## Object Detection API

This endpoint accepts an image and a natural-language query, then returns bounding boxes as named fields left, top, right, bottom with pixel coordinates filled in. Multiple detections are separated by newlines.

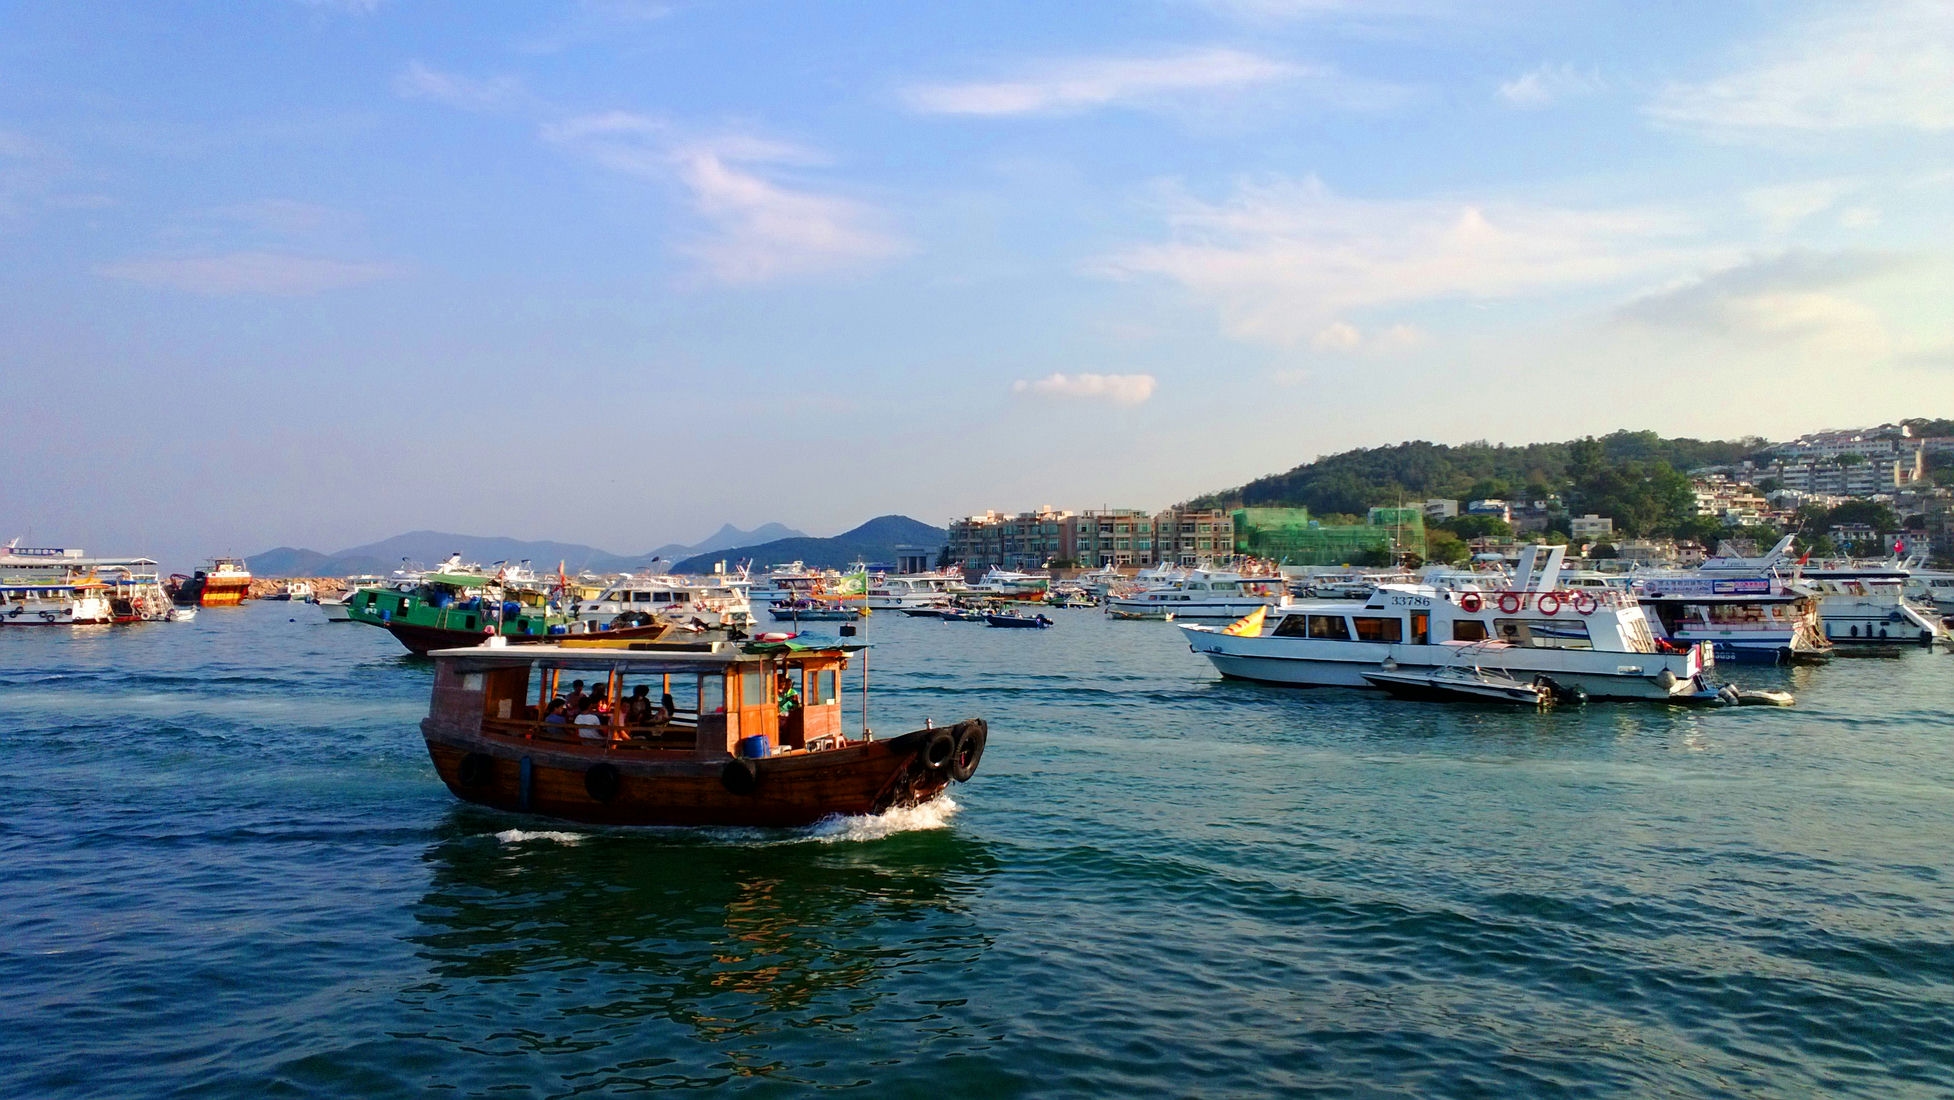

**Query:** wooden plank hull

left=419, top=719, right=978, bottom=828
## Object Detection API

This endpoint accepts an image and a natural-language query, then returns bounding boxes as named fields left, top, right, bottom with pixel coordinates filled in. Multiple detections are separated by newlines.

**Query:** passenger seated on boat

left=543, top=698, right=569, bottom=725
left=564, top=680, right=588, bottom=713
left=623, top=685, right=654, bottom=725
left=573, top=702, right=605, bottom=739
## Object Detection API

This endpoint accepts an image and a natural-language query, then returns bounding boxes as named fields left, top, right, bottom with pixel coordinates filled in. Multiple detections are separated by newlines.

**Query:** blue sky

left=3, top=1, right=1950, bottom=565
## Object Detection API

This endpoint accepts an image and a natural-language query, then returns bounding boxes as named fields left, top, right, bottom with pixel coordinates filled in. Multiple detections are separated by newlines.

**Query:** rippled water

left=4, top=603, right=1953, bottom=1097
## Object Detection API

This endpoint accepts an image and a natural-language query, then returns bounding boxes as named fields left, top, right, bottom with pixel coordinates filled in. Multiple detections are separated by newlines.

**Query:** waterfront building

left=1066, top=509, right=1155, bottom=567
left=1153, top=508, right=1234, bottom=566
left=1569, top=514, right=1615, bottom=541
left=947, top=508, right=1073, bottom=570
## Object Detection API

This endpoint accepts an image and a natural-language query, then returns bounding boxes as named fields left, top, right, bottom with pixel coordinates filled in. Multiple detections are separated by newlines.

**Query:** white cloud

left=1742, top=179, right=1856, bottom=234
left=1616, top=250, right=1910, bottom=358
left=904, top=49, right=1313, bottom=116
left=1011, top=373, right=1158, bottom=406
left=1311, top=321, right=1361, bottom=350
left=1497, top=63, right=1602, bottom=108
left=1100, top=175, right=1702, bottom=346
left=544, top=114, right=903, bottom=283
left=98, top=252, right=401, bottom=295
left=1647, top=1, right=1954, bottom=138
left=394, top=62, right=522, bottom=111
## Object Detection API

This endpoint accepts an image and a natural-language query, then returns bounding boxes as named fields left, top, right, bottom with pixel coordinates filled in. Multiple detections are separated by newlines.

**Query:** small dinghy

left=984, top=612, right=1053, bottom=629
left=1362, top=665, right=1555, bottom=707
left=900, top=607, right=950, bottom=619
left=940, top=608, right=988, bottom=622
left=166, top=606, right=198, bottom=623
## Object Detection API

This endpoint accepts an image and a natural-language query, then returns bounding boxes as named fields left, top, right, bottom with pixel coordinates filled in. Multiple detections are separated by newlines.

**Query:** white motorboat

left=865, top=572, right=961, bottom=610
left=1181, top=545, right=1708, bottom=701
left=1104, top=569, right=1282, bottom=621
left=1361, top=660, right=1557, bottom=706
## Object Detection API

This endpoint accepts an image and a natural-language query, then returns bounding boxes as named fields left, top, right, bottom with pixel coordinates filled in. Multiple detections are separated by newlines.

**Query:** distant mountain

left=245, top=547, right=332, bottom=577
left=247, top=522, right=808, bottom=577
left=642, top=522, right=804, bottom=565
left=670, top=515, right=947, bottom=574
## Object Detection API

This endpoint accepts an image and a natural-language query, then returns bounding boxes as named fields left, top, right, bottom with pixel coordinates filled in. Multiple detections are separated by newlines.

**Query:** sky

left=2, top=0, right=1951, bottom=566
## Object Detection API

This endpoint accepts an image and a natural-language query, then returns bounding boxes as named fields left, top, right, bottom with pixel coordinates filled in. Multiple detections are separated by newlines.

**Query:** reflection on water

left=401, top=808, right=1000, bottom=1090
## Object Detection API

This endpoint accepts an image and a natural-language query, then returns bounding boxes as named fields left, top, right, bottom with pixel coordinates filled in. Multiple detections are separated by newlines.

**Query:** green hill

left=1190, top=431, right=1766, bottom=517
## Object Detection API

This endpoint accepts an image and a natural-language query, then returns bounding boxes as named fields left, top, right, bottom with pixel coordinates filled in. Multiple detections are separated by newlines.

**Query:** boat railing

left=1451, top=588, right=1638, bottom=610
left=481, top=712, right=703, bottom=751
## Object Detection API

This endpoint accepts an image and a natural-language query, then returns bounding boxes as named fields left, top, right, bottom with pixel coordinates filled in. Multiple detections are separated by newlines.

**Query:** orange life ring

left=1459, top=592, right=1483, bottom=613
left=1537, top=593, right=1562, bottom=616
left=1573, top=593, right=1598, bottom=616
left=1497, top=592, right=1523, bottom=614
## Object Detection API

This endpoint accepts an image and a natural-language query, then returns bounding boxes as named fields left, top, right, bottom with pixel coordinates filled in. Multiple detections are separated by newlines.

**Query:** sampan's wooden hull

left=419, top=720, right=980, bottom=828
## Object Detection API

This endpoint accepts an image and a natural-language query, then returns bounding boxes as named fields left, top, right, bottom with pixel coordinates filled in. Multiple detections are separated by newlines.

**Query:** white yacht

left=570, top=575, right=753, bottom=631
left=1904, top=569, right=1954, bottom=617
left=1181, top=545, right=1709, bottom=701
left=1797, top=558, right=1945, bottom=645
left=316, top=574, right=387, bottom=622
left=865, top=572, right=960, bottom=610
left=966, top=567, right=1049, bottom=599
left=1104, top=569, right=1283, bottom=621
left=1632, top=537, right=1829, bottom=664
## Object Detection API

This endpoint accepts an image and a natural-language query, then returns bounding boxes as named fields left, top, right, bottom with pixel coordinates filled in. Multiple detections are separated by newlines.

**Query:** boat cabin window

left=1273, top=614, right=1310, bottom=638
left=1307, top=615, right=1351, bottom=640
left=701, top=674, right=725, bottom=713
left=1410, top=612, right=1430, bottom=645
left=1493, top=618, right=1593, bottom=650
left=814, top=668, right=838, bottom=705
left=1351, top=616, right=1402, bottom=643
left=1453, top=620, right=1490, bottom=642
left=740, top=669, right=765, bottom=709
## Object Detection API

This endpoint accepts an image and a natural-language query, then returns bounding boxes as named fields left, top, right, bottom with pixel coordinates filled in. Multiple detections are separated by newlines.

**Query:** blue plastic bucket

left=735, top=735, right=772, bottom=759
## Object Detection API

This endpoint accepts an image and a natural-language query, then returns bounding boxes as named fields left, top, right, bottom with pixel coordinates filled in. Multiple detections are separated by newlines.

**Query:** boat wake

left=493, top=828, right=585, bottom=846
left=802, top=795, right=960, bottom=844
left=483, top=796, right=961, bottom=848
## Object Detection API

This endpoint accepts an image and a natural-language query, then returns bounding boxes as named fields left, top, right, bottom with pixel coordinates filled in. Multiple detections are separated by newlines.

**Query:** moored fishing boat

left=1181, top=545, right=1711, bottom=702
left=0, top=578, right=114, bottom=625
left=169, top=557, right=253, bottom=607
left=345, top=572, right=570, bottom=655
left=415, top=636, right=987, bottom=827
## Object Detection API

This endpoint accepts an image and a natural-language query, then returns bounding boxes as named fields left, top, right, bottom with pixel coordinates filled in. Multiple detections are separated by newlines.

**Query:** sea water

left=3, top=603, right=1952, bottom=1097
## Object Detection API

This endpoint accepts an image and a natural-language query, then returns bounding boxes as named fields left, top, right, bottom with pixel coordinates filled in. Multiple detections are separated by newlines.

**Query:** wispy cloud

left=544, top=113, right=904, bottom=283
left=904, top=49, right=1314, bottom=116
left=1012, top=372, right=1157, bottom=406
left=98, top=252, right=402, bottom=295
left=394, top=61, right=523, bottom=111
left=1647, top=1, right=1954, bottom=139
left=1100, top=175, right=1701, bottom=346
left=1741, top=179, right=1858, bottom=234
left=1617, top=250, right=1911, bottom=357
left=1497, top=63, right=1602, bottom=108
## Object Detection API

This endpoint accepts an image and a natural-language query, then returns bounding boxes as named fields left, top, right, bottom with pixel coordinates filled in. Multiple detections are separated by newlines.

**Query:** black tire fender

left=921, top=729, right=956, bottom=772
left=584, top=762, right=621, bottom=803
left=721, top=757, right=759, bottom=795
left=949, top=721, right=986, bottom=783
left=457, top=752, right=494, bottom=788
